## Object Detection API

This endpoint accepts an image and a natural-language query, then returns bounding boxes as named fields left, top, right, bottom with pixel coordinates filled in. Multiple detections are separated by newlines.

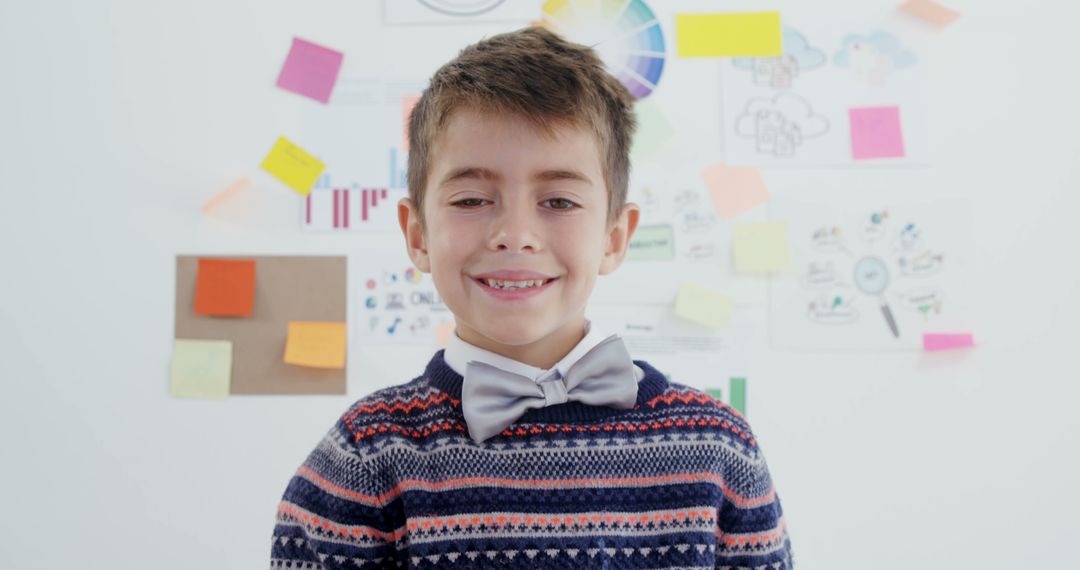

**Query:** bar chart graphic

left=302, top=174, right=404, bottom=231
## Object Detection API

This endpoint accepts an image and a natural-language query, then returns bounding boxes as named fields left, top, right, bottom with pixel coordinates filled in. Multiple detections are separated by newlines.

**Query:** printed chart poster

left=721, top=21, right=928, bottom=167
left=299, top=80, right=423, bottom=232
left=591, top=168, right=764, bottom=306
left=384, top=0, right=539, bottom=24
left=769, top=197, right=973, bottom=350
left=355, top=249, right=455, bottom=345
left=587, top=303, right=750, bottom=406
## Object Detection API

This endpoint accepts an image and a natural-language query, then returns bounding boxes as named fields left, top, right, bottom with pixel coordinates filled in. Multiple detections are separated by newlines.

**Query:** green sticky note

left=706, top=388, right=723, bottom=401
left=675, top=12, right=783, bottom=57
left=729, top=377, right=746, bottom=415
left=170, top=339, right=233, bottom=399
left=628, top=224, right=676, bottom=261
left=732, top=222, right=792, bottom=274
left=674, top=282, right=734, bottom=329
left=631, top=100, right=676, bottom=162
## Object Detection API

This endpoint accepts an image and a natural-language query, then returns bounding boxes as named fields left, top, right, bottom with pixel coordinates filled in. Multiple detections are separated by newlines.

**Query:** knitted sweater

left=271, top=350, right=792, bottom=569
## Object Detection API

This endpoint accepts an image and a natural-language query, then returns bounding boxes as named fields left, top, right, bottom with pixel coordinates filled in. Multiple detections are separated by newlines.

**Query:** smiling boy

left=271, top=27, right=792, bottom=569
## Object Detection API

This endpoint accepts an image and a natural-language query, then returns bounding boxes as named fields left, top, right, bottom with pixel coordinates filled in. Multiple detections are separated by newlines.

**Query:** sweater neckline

left=424, top=349, right=669, bottom=424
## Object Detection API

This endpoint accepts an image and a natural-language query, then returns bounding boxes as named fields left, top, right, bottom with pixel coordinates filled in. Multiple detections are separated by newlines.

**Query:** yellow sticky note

left=170, top=339, right=232, bottom=399
left=284, top=321, right=347, bottom=369
left=675, top=282, right=734, bottom=329
left=260, top=136, right=325, bottom=196
left=676, top=12, right=783, bottom=57
left=732, top=222, right=792, bottom=273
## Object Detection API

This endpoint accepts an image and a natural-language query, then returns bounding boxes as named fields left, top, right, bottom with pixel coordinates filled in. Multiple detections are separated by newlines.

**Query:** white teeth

left=483, top=278, right=548, bottom=290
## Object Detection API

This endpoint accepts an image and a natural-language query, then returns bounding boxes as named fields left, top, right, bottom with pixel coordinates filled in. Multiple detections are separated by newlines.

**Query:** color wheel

left=540, top=0, right=666, bottom=98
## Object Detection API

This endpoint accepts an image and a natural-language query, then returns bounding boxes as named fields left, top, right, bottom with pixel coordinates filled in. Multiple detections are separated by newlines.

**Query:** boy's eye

left=543, top=198, right=579, bottom=210
left=451, top=198, right=489, bottom=208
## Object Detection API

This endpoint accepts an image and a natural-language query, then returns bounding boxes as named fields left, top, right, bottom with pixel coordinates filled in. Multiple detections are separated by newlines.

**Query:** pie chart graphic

left=417, top=0, right=509, bottom=17
left=540, top=0, right=666, bottom=98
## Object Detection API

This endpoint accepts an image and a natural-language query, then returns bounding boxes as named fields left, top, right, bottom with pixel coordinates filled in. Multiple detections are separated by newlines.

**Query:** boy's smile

left=399, top=108, right=639, bottom=369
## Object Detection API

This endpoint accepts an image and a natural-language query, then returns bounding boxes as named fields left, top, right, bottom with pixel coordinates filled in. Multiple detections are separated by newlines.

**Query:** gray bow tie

left=460, top=335, right=638, bottom=444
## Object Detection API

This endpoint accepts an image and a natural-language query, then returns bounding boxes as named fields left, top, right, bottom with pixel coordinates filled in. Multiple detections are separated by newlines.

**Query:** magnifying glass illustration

left=853, top=256, right=899, bottom=338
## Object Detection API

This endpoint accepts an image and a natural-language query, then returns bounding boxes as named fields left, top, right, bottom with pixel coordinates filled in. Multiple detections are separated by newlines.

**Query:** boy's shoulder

left=333, top=374, right=461, bottom=446
left=646, top=374, right=759, bottom=449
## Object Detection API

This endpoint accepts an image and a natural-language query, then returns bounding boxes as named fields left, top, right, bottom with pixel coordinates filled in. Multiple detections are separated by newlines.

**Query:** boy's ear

left=398, top=198, right=431, bottom=273
left=599, top=202, right=641, bottom=275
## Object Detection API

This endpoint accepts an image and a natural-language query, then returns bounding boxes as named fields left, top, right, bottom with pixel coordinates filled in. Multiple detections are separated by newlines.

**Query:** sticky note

left=201, top=177, right=249, bottom=214
left=435, top=321, right=455, bottom=348
left=675, top=13, right=783, bottom=57
left=194, top=258, right=256, bottom=317
left=729, top=377, right=746, bottom=415
left=732, top=222, right=792, bottom=273
left=849, top=106, right=906, bottom=160
left=703, top=162, right=769, bottom=220
left=675, top=282, right=734, bottom=329
left=170, top=339, right=232, bottom=399
left=899, top=0, right=961, bottom=27
left=630, top=100, right=676, bottom=162
left=275, top=37, right=344, bottom=104
left=628, top=224, right=676, bottom=261
left=706, top=388, right=723, bottom=401
left=260, top=136, right=326, bottom=196
left=403, top=95, right=421, bottom=151
left=923, top=333, right=974, bottom=351
left=284, top=321, right=347, bottom=369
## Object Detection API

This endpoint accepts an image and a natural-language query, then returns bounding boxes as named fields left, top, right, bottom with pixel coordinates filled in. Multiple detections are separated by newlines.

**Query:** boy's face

left=398, top=108, right=639, bottom=368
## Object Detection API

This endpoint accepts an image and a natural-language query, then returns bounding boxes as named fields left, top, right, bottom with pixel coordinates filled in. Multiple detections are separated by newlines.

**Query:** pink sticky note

left=923, top=333, right=974, bottom=351
left=702, top=162, right=769, bottom=220
left=899, top=0, right=961, bottom=27
left=849, top=106, right=906, bottom=160
left=275, top=37, right=344, bottom=104
left=402, top=95, right=421, bottom=152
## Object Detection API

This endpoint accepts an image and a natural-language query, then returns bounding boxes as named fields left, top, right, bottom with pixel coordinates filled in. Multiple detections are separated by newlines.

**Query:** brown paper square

left=174, top=255, right=347, bottom=395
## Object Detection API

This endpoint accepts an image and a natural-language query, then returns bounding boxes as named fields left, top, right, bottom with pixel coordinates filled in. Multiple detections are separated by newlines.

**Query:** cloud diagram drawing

left=833, top=31, right=917, bottom=86
left=735, top=92, right=830, bottom=157
left=733, top=29, right=826, bottom=88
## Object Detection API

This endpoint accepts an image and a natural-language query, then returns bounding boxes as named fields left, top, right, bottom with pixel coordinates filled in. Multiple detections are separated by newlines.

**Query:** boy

left=271, top=27, right=791, bottom=569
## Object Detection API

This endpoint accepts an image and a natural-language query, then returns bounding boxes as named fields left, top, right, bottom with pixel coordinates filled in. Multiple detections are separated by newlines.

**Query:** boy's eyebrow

left=439, top=167, right=593, bottom=186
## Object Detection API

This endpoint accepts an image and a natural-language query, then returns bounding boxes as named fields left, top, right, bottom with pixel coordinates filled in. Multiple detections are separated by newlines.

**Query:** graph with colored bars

left=302, top=173, right=404, bottom=231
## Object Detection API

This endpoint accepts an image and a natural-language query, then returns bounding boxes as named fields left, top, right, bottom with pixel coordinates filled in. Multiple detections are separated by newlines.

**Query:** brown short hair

left=406, top=26, right=637, bottom=226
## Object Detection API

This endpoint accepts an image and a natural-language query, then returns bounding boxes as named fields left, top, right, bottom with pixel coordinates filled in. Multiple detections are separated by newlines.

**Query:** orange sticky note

left=201, top=177, right=249, bottom=214
left=899, top=0, right=961, bottom=27
left=402, top=95, right=421, bottom=151
left=284, top=321, right=347, bottom=368
left=435, top=321, right=455, bottom=348
left=194, top=258, right=256, bottom=317
left=703, top=162, right=769, bottom=220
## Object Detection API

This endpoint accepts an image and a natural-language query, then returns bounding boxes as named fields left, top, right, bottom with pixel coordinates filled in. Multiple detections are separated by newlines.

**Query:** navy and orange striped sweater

left=271, top=350, right=792, bottom=569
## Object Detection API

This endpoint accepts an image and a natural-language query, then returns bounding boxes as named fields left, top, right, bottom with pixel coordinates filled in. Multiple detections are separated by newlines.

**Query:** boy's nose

left=488, top=205, right=541, bottom=253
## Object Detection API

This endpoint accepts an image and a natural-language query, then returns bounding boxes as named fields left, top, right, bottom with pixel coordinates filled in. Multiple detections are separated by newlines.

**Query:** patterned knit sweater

left=271, top=350, right=792, bottom=569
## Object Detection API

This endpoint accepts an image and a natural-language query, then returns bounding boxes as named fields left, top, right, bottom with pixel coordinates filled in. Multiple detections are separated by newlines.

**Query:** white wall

left=1, top=0, right=1077, bottom=568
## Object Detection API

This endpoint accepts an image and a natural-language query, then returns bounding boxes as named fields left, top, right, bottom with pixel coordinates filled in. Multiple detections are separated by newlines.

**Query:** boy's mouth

left=470, top=272, right=559, bottom=299
left=476, top=277, right=557, bottom=290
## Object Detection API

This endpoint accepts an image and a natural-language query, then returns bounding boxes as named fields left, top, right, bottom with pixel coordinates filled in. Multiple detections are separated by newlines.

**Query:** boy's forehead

left=430, top=108, right=604, bottom=181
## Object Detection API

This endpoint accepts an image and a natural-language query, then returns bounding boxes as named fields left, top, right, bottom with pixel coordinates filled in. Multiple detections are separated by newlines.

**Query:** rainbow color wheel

left=541, top=0, right=666, bottom=99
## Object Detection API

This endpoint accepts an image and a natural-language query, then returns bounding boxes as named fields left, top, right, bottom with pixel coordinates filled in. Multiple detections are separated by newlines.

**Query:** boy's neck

left=454, top=317, right=588, bottom=370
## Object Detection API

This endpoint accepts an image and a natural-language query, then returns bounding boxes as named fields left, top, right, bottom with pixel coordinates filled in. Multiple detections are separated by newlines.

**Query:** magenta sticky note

left=849, top=106, right=906, bottom=160
left=923, top=333, right=974, bottom=351
left=275, top=37, right=344, bottom=104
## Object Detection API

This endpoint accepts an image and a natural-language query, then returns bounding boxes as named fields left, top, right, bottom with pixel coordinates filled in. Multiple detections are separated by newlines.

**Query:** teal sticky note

left=729, top=377, right=746, bottom=415
left=628, top=224, right=675, bottom=261
left=706, top=388, right=723, bottom=401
